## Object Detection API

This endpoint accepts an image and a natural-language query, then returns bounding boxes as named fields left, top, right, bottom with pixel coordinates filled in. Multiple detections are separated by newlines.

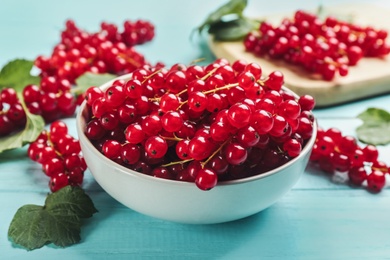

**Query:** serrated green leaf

left=209, top=17, right=256, bottom=41
left=0, top=102, right=45, bottom=153
left=45, top=186, right=98, bottom=219
left=8, top=205, right=49, bottom=250
left=0, top=59, right=40, bottom=92
left=195, top=0, right=248, bottom=34
left=74, top=72, right=117, bottom=95
left=44, top=212, right=81, bottom=247
left=356, top=108, right=390, bottom=145
left=8, top=186, right=97, bottom=250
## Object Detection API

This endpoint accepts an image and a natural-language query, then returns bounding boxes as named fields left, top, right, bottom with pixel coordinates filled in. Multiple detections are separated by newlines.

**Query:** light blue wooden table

left=1, top=0, right=389, bottom=259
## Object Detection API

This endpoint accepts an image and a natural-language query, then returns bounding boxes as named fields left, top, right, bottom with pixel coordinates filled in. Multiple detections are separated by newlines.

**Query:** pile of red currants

left=0, top=19, right=157, bottom=136
left=83, top=59, right=316, bottom=190
left=244, top=10, right=390, bottom=80
left=310, top=127, right=389, bottom=192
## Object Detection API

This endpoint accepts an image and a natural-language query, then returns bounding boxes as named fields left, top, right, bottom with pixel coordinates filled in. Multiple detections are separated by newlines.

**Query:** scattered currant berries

left=27, top=120, right=87, bottom=192
left=244, top=10, right=390, bottom=80
left=310, top=127, right=389, bottom=192
left=84, top=60, right=316, bottom=190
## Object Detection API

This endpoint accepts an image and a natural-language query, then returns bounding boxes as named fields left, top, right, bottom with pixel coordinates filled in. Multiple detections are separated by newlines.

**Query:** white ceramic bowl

left=76, top=74, right=317, bottom=224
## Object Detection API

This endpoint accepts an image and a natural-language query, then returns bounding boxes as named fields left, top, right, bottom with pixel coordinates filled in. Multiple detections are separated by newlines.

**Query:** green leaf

left=8, top=205, right=50, bottom=250
left=8, top=186, right=97, bottom=250
left=195, top=0, right=248, bottom=34
left=356, top=108, right=390, bottom=145
left=0, top=59, right=40, bottom=92
left=208, top=17, right=257, bottom=41
left=45, top=185, right=98, bottom=218
left=0, top=100, right=45, bottom=153
left=74, top=72, right=117, bottom=95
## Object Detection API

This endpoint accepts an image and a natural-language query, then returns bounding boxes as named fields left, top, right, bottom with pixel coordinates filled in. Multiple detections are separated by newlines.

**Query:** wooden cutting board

left=208, top=4, right=390, bottom=107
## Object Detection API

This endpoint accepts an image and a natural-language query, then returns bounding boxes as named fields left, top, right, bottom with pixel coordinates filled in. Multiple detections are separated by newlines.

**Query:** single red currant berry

left=28, top=142, right=46, bottom=161
left=50, top=120, right=68, bottom=143
left=85, top=87, right=104, bottom=106
left=123, top=79, right=141, bottom=99
left=144, top=136, right=168, bottom=159
left=85, top=119, right=106, bottom=140
left=269, top=115, right=288, bottom=137
left=236, top=125, right=259, bottom=148
left=105, top=85, right=126, bottom=107
left=227, top=103, right=251, bottom=129
left=68, top=167, right=84, bottom=186
left=237, top=71, right=256, bottom=90
left=264, top=71, right=284, bottom=91
left=188, top=136, right=214, bottom=161
left=251, top=109, right=274, bottom=134
left=188, top=91, right=208, bottom=113
left=42, top=157, right=65, bottom=177
left=349, top=148, right=365, bottom=167
left=348, top=166, right=367, bottom=186
left=283, top=138, right=302, bottom=157
left=298, top=94, right=315, bottom=111
left=37, top=146, right=58, bottom=164
left=159, top=93, right=180, bottom=112
left=161, top=111, right=183, bottom=132
left=207, top=155, right=229, bottom=175
left=23, top=84, right=41, bottom=103
left=195, top=168, right=218, bottom=191
left=102, top=139, right=121, bottom=159
left=125, top=123, right=145, bottom=144
left=141, top=114, right=162, bottom=136
left=330, top=152, right=351, bottom=172
left=278, top=100, right=301, bottom=119
left=120, top=143, right=141, bottom=164
left=63, top=153, right=83, bottom=170
left=224, top=142, right=248, bottom=165
left=49, top=172, right=69, bottom=192
left=244, top=62, right=262, bottom=79
left=210, top=121, right=231, bottom=142
left=175, top=139, right=190, bottom=160
left=99, top=111, right=120, bottom=130
left=362, top=145, right=379, bottom=163
left=1, top=88, right=18, bottom=104
left=316, top=135, right=336, bottom=156
left=366, top=170, right=386, bottom=192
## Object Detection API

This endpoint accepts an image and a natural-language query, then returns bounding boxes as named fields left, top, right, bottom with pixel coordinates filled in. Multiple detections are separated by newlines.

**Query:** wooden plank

left=208, top=4, right=390, bottom=107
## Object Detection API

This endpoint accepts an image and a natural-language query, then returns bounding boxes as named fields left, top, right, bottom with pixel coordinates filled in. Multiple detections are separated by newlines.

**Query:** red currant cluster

left=244, top=10, right=390, bottom=80
left=35, top=19, right=155, bottom=84
left=83, top=59, right=315, bottom=190
left=27, top=121, right=87, bottom=192
left=0, top=88, right=27, bottom=136
left=310, top=127, right=389, bottom=192
left=0, top=19, right=157, bottom=136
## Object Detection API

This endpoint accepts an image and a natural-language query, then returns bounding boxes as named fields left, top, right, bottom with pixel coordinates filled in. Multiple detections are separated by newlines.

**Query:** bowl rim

left=76, top=73, right=317, bottom=187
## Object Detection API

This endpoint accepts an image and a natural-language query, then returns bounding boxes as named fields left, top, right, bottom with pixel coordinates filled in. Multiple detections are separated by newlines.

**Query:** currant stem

left=161, top=158, right=194, bottom=168
left=141, top=68, right=162, bottom=84
left=201, top=139, right=230, bottom=168
left=200, top=66, right=219, bottom=81
left=159, top=134, right=184, bottom=142
left=202, top=83, right=239, bottom=95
